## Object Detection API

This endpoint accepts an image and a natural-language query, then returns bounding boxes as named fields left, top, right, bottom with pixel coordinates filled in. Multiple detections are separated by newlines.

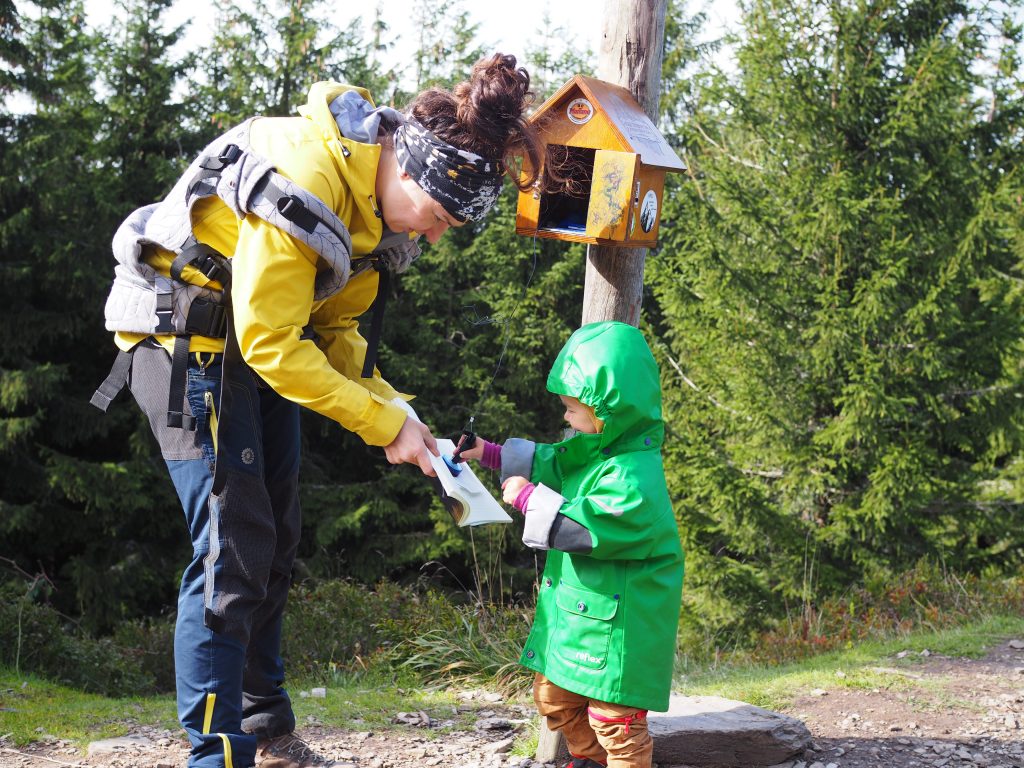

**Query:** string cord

left=459, top=233, right=541, bottom=431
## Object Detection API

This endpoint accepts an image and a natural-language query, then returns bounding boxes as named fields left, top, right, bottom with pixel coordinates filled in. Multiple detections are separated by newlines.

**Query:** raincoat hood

left=546, top=321, right=663, bottom=452
left=299, top=82, right=379, bottom=141
left=290, top=82, right=388, bottom=256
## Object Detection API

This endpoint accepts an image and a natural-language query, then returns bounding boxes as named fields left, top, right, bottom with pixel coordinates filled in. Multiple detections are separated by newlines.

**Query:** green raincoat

left=501, top=321, right=684, bottom=711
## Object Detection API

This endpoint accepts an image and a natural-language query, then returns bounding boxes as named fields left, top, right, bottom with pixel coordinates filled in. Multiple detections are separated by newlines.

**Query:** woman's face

left=377, top=156, right=464, bottom=243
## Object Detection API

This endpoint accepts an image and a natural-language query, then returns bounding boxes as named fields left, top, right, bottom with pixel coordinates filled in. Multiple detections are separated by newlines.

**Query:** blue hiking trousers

left=129, top=341, right=301, bottom=768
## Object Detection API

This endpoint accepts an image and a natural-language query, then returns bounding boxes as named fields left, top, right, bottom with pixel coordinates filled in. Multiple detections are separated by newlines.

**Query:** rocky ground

left=774, top=637, right=1024, bottom=768
left=1, top=639, right=1022, bottom=768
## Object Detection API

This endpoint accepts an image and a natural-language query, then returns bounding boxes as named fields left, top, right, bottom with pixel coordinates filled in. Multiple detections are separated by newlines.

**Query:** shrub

left=0, top=582, right=156, bottom=695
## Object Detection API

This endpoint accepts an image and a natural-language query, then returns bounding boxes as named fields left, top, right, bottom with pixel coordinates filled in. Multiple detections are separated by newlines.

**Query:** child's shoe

left=564, top=758, right=606, bottom=768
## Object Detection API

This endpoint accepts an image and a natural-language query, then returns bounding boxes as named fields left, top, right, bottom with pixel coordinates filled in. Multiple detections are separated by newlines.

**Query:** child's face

left=559, top=395, right=601, bottom=434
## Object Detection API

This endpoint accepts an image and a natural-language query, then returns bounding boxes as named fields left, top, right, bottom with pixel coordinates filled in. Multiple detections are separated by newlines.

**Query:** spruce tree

left=198, top=0, right=394, bottom=126
left=0, top=0, right=195, bottom=632
left=649, top=0, right=1024, bottom=644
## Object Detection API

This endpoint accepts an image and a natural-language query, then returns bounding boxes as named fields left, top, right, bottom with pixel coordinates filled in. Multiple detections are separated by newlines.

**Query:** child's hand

left=501, top=476, right=530, bottom=506
left=456, top=435, right=486, bottom=461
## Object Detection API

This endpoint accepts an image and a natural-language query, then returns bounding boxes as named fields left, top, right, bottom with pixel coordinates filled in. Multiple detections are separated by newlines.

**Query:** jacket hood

left=547, top=321, right=664, bottom=451
left=298, top=82, right=378, bottom=140
left=294, top=82, right=387, bottom=255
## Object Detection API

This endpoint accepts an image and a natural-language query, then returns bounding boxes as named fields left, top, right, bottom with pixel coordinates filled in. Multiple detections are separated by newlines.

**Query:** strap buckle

left=199, top=143, right=243, bottom=172
left=276, top=194, right=320, bottom=233
left=184, top=298, right=227, bottom=338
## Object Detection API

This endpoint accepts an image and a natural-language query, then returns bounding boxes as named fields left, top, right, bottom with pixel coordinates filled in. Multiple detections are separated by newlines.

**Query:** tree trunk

left=581, top=0, right=668, bottom=328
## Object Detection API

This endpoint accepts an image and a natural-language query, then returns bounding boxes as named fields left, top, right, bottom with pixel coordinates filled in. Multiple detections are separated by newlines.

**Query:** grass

left=0, top=669, right=177, bottom=747
left=3, top=613, right=1022, bottom=753
left=0, top=665, right=512, bottom=750
left=676, top=613, right=1024, bottom=712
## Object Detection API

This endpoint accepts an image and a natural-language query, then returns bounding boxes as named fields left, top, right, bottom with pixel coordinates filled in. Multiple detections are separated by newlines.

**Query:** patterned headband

left=394, top=119, right=504, bottom=223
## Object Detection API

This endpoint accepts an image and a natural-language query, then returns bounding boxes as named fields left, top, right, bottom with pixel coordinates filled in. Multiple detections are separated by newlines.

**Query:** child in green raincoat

left=461, top=321, right=684, bottom=768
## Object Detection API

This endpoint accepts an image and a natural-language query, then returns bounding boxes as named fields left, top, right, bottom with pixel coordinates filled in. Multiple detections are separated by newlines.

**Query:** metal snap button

left=577, top=601, right=587, bottom=612
left=545, top=578, right=552, bottom=587
left=526, top=650, right=535, bottom=659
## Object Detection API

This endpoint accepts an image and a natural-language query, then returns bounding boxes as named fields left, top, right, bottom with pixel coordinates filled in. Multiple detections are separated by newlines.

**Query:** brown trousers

left=533, top=674, right=653, bottom=768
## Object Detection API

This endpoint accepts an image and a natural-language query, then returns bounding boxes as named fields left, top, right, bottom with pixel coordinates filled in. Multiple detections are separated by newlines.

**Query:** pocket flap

left=555, top=583, right=619, bottom=621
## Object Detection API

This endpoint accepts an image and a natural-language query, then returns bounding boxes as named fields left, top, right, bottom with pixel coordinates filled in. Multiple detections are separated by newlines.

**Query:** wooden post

left=535, top=715, right=571, bottom=764
left=581, top=0, right=668, bottom=328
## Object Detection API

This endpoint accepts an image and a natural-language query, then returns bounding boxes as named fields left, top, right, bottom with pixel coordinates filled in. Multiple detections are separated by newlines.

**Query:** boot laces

left=259, top=733, right=333, bottom=766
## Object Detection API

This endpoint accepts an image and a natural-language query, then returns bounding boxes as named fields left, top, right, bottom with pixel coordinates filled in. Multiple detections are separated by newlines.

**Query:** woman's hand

left=384, top=416, right=439, bottom=476
left=501, top=476, right=530, bottom=506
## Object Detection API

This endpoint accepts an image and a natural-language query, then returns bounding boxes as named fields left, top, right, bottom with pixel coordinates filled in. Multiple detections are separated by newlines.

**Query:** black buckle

left=155, top=309, right=174, bottom=334
left=184, top=298, right=227, bottom=338
left=199, top=143, right=243, bottom=172
left=197, top=254, right=229, bottom=284
left=219, top=144, right=242, bottom=165
left=276, top=194, right=319, bottom=233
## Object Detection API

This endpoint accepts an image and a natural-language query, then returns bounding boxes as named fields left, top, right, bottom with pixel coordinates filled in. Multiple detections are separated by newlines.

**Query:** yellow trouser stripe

left=202, top=692, right=216, bottom=734
left=218, top=733, right=234, bottom=768
left=201, top=693, right=233, bottom=768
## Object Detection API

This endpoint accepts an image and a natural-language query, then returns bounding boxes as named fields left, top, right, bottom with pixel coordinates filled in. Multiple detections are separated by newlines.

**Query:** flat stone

left=649, top=695, right=812, bottom=766
left=86, top=735, right=154, bottom=756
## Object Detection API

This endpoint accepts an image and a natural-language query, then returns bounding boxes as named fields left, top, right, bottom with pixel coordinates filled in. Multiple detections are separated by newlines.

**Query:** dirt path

left=780, top=638, right=1024, bottom=768
left=2, top=640, right=1023, bottom=768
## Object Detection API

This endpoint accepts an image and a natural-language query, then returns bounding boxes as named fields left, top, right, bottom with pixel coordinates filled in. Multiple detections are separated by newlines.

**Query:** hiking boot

left=255, top=732, right=340, bottom=768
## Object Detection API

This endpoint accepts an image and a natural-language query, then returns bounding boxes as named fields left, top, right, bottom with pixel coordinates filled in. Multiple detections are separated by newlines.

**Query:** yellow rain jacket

left=116, top=83, right=408, bottom=446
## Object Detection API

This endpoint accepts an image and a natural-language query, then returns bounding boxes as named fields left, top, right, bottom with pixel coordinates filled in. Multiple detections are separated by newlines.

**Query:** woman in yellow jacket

left=105, top=54, right=542, bottom=768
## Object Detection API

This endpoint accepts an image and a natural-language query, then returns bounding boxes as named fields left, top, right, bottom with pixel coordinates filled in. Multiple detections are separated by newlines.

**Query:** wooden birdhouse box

left=516, top=74, right=686, bottom=248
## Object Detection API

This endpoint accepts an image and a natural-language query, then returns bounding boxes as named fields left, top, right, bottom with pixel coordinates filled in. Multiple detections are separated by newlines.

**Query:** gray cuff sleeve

left=522, top=484, right=566, bottom=550
left=549, top=515, right=593, bottom=554
left=500, top=438, right=535, bottom=484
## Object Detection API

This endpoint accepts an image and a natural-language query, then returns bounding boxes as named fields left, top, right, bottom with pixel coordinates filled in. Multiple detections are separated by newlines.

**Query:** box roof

left=531, top=74, right=686, bottom=172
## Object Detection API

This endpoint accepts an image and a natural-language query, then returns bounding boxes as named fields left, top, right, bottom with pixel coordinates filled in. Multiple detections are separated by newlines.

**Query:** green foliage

left=393, top=604, right=532, bottom=696
left=650, top=0, right=1024, bottom=648
left=746, top=560, right=1024, bottom=665
left=5, top=0, right=1024, bottom=685
left=0, top=0, right=196, bottom=633
left=0, top=581, right=157, bottom=695
left=197, top=0, right=399, bottom=127
left=254, top=578, right=535, bottom=696
left=282, top=579, right=421, bottom=675
left=408, top=0, right=485, bottom=91
left=523, top=14, right=594, bottom=101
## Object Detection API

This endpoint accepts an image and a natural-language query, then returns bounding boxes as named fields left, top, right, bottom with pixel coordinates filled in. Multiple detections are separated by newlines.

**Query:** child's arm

left=457, top=437, right=560, bottom=488
left=520, top=466, right=662, bottom=560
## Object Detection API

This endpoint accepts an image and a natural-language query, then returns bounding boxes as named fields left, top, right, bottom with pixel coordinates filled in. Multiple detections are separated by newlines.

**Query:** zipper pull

left=204, top=390, right=219, bottom=455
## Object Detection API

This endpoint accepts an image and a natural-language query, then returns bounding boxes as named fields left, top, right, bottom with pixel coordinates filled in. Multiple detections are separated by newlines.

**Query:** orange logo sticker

left=566, top=98, right=594, bottom=125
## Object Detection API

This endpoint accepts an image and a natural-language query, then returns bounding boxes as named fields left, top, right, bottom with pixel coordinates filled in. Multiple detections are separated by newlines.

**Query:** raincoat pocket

left=553, top=583, right=619, bottom=671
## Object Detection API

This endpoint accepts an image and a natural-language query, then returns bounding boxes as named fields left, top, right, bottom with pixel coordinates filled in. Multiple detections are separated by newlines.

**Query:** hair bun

left=406, top=53, right=543, bottom=191
left=454, top=53, right=532, bottom=141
